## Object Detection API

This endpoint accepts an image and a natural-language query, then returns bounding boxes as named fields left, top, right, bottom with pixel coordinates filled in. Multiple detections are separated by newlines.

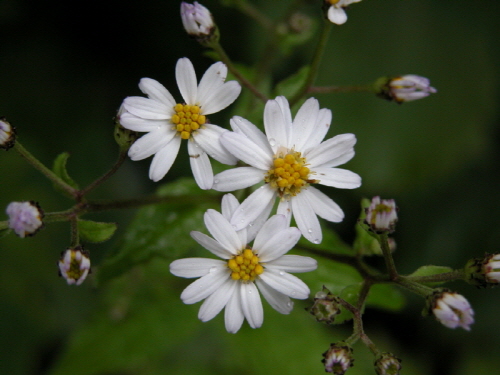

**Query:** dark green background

left=1, top=0, right=499, bottom=374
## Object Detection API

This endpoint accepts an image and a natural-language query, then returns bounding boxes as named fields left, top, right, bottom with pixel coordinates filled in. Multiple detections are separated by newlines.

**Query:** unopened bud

left=465, top=253, right=500, bottom=287
left=0, top=117, right=16, bottom=150
left=364, top=196, right=398, bottom=234
left=58, top=246, right=91, bottom=286
left=374, top=75, right=437, bottom=103
left=374, top=353, right=402, bottom=375
left=6, top=201, right=44, bottom=238
left=426, top=289, right=474, bottom=331
left=322, top=342, right=354, bottom=374
left=180, top=2, right=218, bottom=46
left=308, top=286, right=342, bottom=324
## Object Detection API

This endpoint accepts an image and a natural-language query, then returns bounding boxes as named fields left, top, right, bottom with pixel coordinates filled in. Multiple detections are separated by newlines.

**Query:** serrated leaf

left=78, top=220, right=117, bottom=243
left=275, top=65, right=310, bottom=99
left=52, top=152, right=79, bottom=190
left=408, top=265, right=454, bottom=287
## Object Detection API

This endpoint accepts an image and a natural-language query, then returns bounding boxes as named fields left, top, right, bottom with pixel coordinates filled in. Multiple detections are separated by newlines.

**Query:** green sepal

left=52, top=152, right=79, bottom=190
left=114, top=120, right=137, bottom=152
left=408, top=265, right=454, bottom=287
left=275, top=65, right=310, bottom=100
left=78, top=220, right=117, bottom=243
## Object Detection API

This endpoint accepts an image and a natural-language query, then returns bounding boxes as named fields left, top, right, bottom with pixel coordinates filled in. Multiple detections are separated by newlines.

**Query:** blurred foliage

left=1, top=0, right=500, bottom=374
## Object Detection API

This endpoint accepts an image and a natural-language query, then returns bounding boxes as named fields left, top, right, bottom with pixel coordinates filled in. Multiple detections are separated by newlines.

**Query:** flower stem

left=394, top=276, right=435, bottom=297
left=378, top=233, right=398, bottom=280
left=308, top=84, right=374, bottom=94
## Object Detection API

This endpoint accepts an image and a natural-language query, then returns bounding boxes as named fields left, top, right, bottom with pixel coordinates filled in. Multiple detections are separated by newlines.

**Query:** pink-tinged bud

left=0, top=117, right=16, bottom=150
left=427, top=289, right=474, bottom=331
left=181, top=2, right=215, bottom=38
left=6, top=201, right=44, bottom=238
left=364, top=196, right=398, bottom=233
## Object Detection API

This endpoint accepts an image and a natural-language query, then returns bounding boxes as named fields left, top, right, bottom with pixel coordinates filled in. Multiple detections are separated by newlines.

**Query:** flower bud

left=374, top=75, right=437, bottom=103
left=322, top=342, right=354, bottom=374
left=426, top=289, right=474, bottom=331
left=58, top=246, right=91, bottom=286
left=6, top=201, right=44, bottom=238
left=465, top=253, right=500, bottom=287
left=364, top=196, right=398, bottom=234
left=0, top=117, right=16, bottom=150
left=308, top=286, right=342, bottom=324
left=374, top=353, right=402, bottom=375
left=180, top=2, right=218, bottom=46
left=324, top=0, right=362, bottom=25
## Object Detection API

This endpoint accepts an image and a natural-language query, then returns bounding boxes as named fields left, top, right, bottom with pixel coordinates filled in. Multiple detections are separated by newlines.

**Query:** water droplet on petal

left=279, top=271, right=285, bottom=276
left=307, top=228, right=313, bottom=233
left=269, top=138, right=276, bottom=147
left=290, top=290, right=296, bottom=296
left=248, top=289, right=253, bottom=294
left=214, top=179, right=219, bottom=184
left=248, top=222, right=254, bottom=227
left=313, top=239, right=320, bottom=244
left=209, top=266, right=217, bottom=274
left=286, top=301, right=294, bottom=308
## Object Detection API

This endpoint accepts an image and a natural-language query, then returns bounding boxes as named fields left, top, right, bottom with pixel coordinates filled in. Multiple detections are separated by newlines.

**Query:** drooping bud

left=465, top=253, right=500, bottom=287
left=58, top=246, right=91, bottom=286
left=426, top=289, right=474, bottom=331
left=322, top=342, right=354, bottom=374
left=374, top=75, right=437, bottom=103
left=0, top=117, right=16, bottom=150
left=307, top=286, right=342, bottom=324
left=180, top=2, right=218, bottom=46
left=374, top=353, right=402, bottom=375
left=6, top=201, right=44, bottom=238
left=323, top=0, right=362, bottom=25
left=364, top=196, right=398, bottom=234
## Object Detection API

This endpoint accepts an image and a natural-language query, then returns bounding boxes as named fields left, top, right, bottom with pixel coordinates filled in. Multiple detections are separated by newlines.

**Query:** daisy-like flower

left=6, top=201, right=44, bottom=238
left=212, top=96, right=361, bottom=243
left=429, top=290, right=474, bottom=331
left=119, top=57, right=241, bottom=189
left=325, top=0, right=362, bottom=25
left=170, top=196, right=317, bottom=333
left=58, top=246, right=91, bottom=286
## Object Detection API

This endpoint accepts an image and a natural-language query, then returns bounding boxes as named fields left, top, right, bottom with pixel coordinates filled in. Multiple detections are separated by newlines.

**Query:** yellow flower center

left=171, top=103, right=206, bottom=140
left=265, top=151, right=312, bottom=199
left=328, top=0, right=342, bottom=5
left=227, top=248, right=264, bottom=282
left=66, top=252, right=86, bottom=280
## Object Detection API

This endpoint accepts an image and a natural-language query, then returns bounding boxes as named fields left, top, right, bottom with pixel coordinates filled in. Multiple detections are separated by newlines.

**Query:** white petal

left=303, top=108, right=332, bottom=149
left=265, top=255, right=318, bottom=273
left=291, top=192, right=322, bottom=244
left=139, top=78, right=176, bottom=107
left=119, top=112, right=168, bottom=132
left=225, top=286, right=245, bottom=333
left=314, top=167, right=362, bottom=189
left=204, top=209, right=242, bottom=253
left=190, top=231, right=234, bottom=259
left=327, top=7, right=348, bottom=25
left=180, top=268, right=230, bottom=304
left=188, top=140, right=213, bottom=190
left=275, top=96, right=293, bottom=131
left=256, top=227, right=301, bottom=263
left=303, top=186, right=344, bottom=223
left=256, top=279, right=293, bottom=314
left=230, top=116, right=273, bottom=156
left=246, top=197, right=274, bottom=243
left=200, top=81, right=241, bottom=115
left=148, top=136, right=182, bottom=181
left=291, top=98, right=319, bottom=151
left=170, top=258, right=226, bottom=278
left=259, top=269, right=310, bottom=299
left=196, top=62, right=227, bottom=106
left=253, top=214, right=288, bottom=251
left=123, top=96, right=171, bottom=120
left=198, top=279, right=237, bottom=322
left=305, top=133, right=357, bottom=168
left=213, top=167, right=264, bottom=192
left=221, top=193, right=240, bottom=221
left=240, top=282, right=264, bottom=329
left=176, top=57, right=198, bottom=105
left=230, top=185, right=276, bottom=231
left=264, top=99, right=290, bottom=152
left=193, top=124, right=238, bottom=165
left=128, top=128, right=176, bottom=161
left=221, top=132, right=273, bottom=170
left=277, top=200, right=293, bottom=226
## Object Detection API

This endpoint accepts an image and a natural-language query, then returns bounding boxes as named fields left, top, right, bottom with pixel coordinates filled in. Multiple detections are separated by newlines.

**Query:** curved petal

left=221, top=193, right=240, bottom=221
left=193, top=124, right=238, bottom=165
left=256, top=227, right=301, bottom=263
left=213, top=167, right=264, bottom=192
left=327, top=6, right=347, bottom=25
left=170, top=258, right=226, bottom=278
left=225, top=285, right=245, bottom=333
left=176, top=57, right=198, bottom=105
left=291, top=98, right=319, bottom=151
left=277, top=200, right=292, bottom=226
left=204, top=209, right=242, bottom=253
left=221, top=131, right=273, bottom=170
left=230, top=185, right=276, bottom=231
left=264, top=99, right=289, bottom=152
left=196, top=62, right=227, bottom=106
left=200, top=81, right=241, bottom=115
left=253, top=214, right=288, bottom=251
left=189, top=140, right=213, bottom=190
left=180, top=269, right=231, bottom=304
left=190, top=231, right=235, bottom=259
left=123, top=96, right=171, bottom=120
left=128, top=128, right=176, bottom=161
left=275, top=96, right=293, bottom=131
left=265, top=255, right=317, bottom=273
left=256, top=279, right=293, bottom=314
left=198, top=279, right=237, bottom=322
left=303, top=108, right=332, bottom=150
left=230, top=116, right=273, bottom=156
left=259, top=269, right=310, bottom=299
left=119, top=112, right=169, bottom=133
left=314, top=167, right=362, bottom=189
left=303, top=186, right=344, bottom=223
left=291, top=192, right=322, bottom=244
left=240, top=282, right=264, bottom=329
left=139, top=78, right=176, bottom=107
left=148, top=136, right=182, bottom=181
left=305, top=133, right=357, bottom=168
left=246, top=197, right=274, bottom=243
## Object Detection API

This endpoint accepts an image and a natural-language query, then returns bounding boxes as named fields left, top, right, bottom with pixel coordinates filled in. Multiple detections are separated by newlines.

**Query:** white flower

left=170, top=198, right=317, bottom=333
left=58, top=247, right=91, bottom=286
left=389, top=75, right=437, bottom=102
left=0, top=117, right=16, bottom=150
left=326, top=0, right=362, bottom=25
left=181, top=2, right=214, bottom=37
left=6, top=201, right=43, bottom=238
left=212, top=96, right=361, bottom=243
left=120, top=57, right=241, bottom=188
left=431, top=291, right=474, bottom=331
left=365, top=196, right=398, bottom=233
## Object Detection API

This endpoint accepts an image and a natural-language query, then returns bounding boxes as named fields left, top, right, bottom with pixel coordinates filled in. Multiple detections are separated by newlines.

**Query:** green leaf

left=52, top=152, right=79, bottom=190
left=275, top=65, right=310, bottom=99
left=366, top=284, right=405, bottom=312
left=408, top=265, right=454, bottom=287
left=78, top=220, right=117, bottom=243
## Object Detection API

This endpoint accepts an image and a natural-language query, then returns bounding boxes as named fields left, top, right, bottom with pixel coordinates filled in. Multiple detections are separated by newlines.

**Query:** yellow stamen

left=172, top=103, right=206, bottom=139
left=228, top=248, right=264, bottom=282
left=265, top=150, right=311, bottom=199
